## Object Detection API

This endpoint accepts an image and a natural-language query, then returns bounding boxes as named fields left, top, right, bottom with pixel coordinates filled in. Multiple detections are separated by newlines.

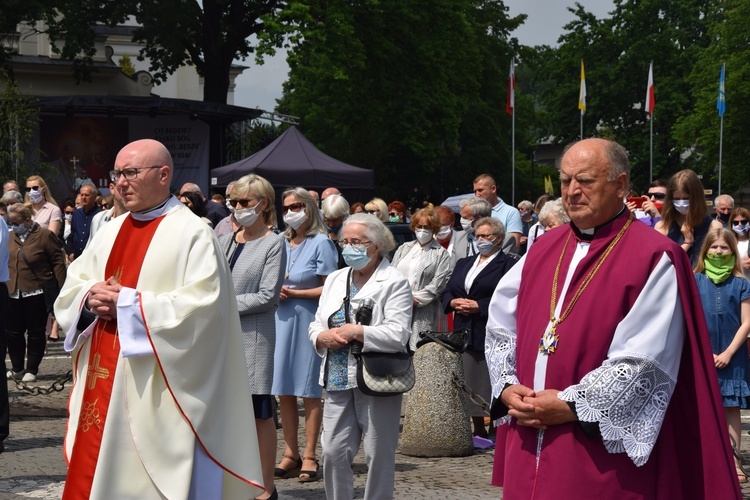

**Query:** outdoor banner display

left=129, top=116, right=210, bottom=194
left=39, top=116, right=128, bottom=203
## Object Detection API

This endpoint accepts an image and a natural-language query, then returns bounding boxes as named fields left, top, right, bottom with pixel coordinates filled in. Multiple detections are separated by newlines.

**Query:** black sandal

left=299, top=456, right=319, bottom=482
left=274, top=455, right=301, bottom=479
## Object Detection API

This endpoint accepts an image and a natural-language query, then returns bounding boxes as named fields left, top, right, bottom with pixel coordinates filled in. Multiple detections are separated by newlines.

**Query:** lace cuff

left=485, top=324, right=519, bottom=399
left=558, top=356, right=676, bottom=467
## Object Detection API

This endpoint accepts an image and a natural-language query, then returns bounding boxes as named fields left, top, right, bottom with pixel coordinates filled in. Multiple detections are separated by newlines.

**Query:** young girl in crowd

left=694, top=228, right=750, bottom=483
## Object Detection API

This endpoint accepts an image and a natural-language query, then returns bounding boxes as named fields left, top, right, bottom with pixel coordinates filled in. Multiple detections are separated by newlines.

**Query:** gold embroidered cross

left=87, top=353, right=110, bottom=390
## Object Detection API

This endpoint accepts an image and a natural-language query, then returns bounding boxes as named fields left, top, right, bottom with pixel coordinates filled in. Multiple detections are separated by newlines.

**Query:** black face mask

left=718, top=212, right=730, bottom=223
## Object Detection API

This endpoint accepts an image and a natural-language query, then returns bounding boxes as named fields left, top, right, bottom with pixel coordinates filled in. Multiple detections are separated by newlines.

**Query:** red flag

left=506, top=59, right=515, bottom=115
left=646, top=62, right=655, bottom=116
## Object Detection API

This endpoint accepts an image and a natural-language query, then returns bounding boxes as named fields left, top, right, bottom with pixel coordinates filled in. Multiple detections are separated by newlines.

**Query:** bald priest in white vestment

left=55, top=139, right=264, bottom=499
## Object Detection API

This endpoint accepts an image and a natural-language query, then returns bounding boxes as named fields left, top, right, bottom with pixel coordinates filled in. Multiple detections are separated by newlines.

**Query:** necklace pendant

left=539, top=328, right=559, bottom=355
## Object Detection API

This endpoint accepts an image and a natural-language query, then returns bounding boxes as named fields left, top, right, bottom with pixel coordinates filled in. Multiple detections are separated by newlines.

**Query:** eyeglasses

left=414, top=224, right=432, bottom=231
left=338, top=239, right=372, bottom=248
left=475, top=233, right=496, bottom=241
left=282, top=202, right=305, bottom=214
left=647, top=192, right=666, bottom=200
left=389, top=212, right=398, bottom=217
left=366, top=210, right=379, bottom=215
left=230, top=198, right=260, bottom=208
left=109, top=166, right=162, bottom=182
left=25, top=186, right=40, bottom=192
left=732, top=219, right=749, bottom=225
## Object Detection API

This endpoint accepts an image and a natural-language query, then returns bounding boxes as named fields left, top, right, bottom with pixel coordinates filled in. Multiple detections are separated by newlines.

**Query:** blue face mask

left=342, top=245, right=372, bottom=270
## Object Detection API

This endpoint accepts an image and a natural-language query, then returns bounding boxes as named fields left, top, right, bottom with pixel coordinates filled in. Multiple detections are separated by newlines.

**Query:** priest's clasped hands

left=501, top=384, right=577, bottom=429
left=86, top=276, right=123, bottom=322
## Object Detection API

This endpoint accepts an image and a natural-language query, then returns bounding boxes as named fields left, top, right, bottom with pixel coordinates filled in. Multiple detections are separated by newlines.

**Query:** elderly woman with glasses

left=441, top=217, right=518, bottom=438
left=273, top=187, right=338, bottom=484
left=219, top=174, right=286, bottom=500
left=309, top=213, right=412, bottom=499
left=5, top=204, right=66, bottom=382
left=391, top=207, right=451, bottom=348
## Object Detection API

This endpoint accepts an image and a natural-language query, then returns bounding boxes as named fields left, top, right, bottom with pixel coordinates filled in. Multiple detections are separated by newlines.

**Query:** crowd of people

left=0, top=135, right=747, bottom=498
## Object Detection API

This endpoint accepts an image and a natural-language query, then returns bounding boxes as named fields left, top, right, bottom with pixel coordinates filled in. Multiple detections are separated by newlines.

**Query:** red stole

left=63, top=215, right=165, bottom=500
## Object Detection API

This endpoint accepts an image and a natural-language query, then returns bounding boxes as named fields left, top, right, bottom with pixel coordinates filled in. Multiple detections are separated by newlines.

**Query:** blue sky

left=233, top=0, right=615, bottom=112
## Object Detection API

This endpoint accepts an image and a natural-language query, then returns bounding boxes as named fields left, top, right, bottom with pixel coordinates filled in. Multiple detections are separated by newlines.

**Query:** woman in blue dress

left=273, top=187, right=338, bottom=483
left=694, top=228, right=750, bottom=483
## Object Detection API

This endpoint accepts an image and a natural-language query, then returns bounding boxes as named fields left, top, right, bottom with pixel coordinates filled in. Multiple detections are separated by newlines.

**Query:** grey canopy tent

left=211, top=126, right=374, bottom=203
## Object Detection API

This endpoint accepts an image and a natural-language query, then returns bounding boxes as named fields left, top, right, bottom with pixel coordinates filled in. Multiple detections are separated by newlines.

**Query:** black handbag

left=19, top=242, right=60, bottom=315
left=415, top=329, right=470, bottom=353
left=344, top=269, right=415, bottom=397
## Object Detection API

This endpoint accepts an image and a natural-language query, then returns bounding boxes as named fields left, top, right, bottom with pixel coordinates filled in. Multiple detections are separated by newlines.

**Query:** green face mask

left=704, top=252, right=736, bottom=284
left=388, top=215, right=400, bottom=223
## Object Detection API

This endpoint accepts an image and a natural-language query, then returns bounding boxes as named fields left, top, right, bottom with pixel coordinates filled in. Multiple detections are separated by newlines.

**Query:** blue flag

left=717, top=63, right=726, bottom=117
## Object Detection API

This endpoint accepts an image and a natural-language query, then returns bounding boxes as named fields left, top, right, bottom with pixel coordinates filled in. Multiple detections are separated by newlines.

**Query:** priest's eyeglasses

left=109, top=166, right=162, bottom=182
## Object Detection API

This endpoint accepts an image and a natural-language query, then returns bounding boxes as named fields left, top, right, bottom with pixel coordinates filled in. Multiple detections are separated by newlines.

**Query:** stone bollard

left=400, top=342, right=474, bottom=457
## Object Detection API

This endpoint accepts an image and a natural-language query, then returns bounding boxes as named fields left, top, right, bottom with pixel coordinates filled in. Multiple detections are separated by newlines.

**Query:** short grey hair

left=343, top=213, right=395, bottom=259
left=8, top=203, right=32, bottom=222
left=1, top=190, right=23, bottom=206
left=539, top=198, right=570, bottom=226
left=715, top=194, right=734, bottom=207
left=518, top=200, right=533, bottom=212
left=473, top=216, right=505, bottom=242
left=459, top=197, right=492, bottom=218
left=322, top=194, right=350, bottom=220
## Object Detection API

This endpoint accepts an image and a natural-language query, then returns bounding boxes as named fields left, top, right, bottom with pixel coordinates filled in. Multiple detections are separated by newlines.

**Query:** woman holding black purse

left=441, top=217, right=517, bottom=438
left=308, top=213, right=413, bottom=500
left=5, top=204, right=66, bottom=383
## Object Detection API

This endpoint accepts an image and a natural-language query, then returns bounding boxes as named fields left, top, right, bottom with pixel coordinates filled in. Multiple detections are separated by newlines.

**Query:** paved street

left=2, top=343, right=750, bottom=499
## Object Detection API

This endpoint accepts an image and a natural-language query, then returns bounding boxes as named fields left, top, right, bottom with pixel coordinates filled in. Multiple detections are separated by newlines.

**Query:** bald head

left=180, top=183, right=203, bottom=198
left=321, top=187, right=341, bottom=200
left=560, top=138, right=629, bottom=229
left=114, top=139, right=173, bottom=212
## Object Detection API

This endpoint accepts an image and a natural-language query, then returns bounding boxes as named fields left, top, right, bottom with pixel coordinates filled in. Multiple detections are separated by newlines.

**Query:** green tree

left=673, top=0, right=750, bottom=195
left=280, top=0, right=525, bottom=202
left=0, top=75, right=44, bottom=182
left=26, top=0, right=287, bottom=105
left=536, top=0, right=715, bottom=192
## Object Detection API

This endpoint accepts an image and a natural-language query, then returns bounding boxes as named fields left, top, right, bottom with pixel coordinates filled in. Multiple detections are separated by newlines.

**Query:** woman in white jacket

left=309, top=213, right=413, bottom=500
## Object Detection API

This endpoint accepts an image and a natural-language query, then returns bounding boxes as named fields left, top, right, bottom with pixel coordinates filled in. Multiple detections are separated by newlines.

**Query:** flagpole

left=649, top=114, right=653, bottom=184
left=718, top=62, right=726, bottom=196
left=718, top=113, right=724, bottom=196
left=580, top=112, right=583, bottom=140
left=511, top=101, right=516, bottom=206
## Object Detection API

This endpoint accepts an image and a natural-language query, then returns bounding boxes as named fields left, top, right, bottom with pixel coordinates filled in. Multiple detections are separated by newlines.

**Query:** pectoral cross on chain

left=87, top=353, right=110, bottom=390
left=538, top=319, right=560, bottom=355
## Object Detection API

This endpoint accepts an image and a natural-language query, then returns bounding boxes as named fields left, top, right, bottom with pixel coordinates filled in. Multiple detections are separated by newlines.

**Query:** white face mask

left=673, top=200, right=690, bottom=215
left=460, top=217, right=474, bottom=233
left=732, top=223, right=749, bottom=236
left=283, top=209, right=308, bottom=230
left=415, top=229, right=433, bottom=245
left=436, top=225, right=452, bottom=240
left=234, top=203, right=261, bottom=227
left=28, top=190, right=44, bottom=204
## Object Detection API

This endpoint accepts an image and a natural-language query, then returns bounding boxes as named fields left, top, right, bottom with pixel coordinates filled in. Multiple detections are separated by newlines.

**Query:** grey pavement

left=2, top=343, right=750, bottom=499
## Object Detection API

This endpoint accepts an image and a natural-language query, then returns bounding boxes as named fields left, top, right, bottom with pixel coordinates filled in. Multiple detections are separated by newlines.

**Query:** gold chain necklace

left=539, top=213, right=633, bottom=354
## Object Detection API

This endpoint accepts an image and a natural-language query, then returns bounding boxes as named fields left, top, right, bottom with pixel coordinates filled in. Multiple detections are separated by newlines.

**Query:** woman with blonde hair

left=25, top=176, right=62, bottom=236
left=219, top=174, right=285, bottom=500
left=656, top=169, right=722, bottom=266
left=273, top=187, right=338, bottom=483
left=365, top=198, right=388, bottom=223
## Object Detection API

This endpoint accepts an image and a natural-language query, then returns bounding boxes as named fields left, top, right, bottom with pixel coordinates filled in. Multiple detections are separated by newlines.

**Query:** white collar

left=130, top=196, right=183, bottom=221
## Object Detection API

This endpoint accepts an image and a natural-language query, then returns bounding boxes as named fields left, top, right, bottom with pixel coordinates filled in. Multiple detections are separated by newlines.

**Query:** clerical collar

left=570, top=206, right=627, bottom=242
left=131, top=196, right=182, bottom=221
